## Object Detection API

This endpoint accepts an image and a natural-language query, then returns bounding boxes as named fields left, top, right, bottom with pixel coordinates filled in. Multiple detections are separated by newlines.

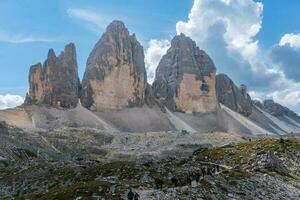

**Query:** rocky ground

left=1, top=122, right=300, bottom=199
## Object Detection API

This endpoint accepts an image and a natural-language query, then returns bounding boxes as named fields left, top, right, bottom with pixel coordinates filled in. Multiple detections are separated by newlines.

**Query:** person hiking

left=127, top=188, right=134, bottom=200
left=134, top=192, right=140, bottom=200
left=155, top=178, right=163, bottom=189
left=171, top=176, right=179, bottom=187
left=187, top=173, right=192, bottom=186
left=208, top=167, right=214, bottom=176
left=196, top=173, right=200, bottom=182
left=191, top=173, right=197, bottom=187
left=212, top=167, right=216, bottom=174
left=196, top=169, right=203, bottom=182
left=201, top=167, right=206, bottom=177
left=216, top=165, right=220, bottom=172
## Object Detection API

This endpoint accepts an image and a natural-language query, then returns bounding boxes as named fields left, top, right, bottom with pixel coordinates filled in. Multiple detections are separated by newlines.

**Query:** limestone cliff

left=81, top=20, right=147, bottom=111
left=25, top=43, right=80, bottom=108
left=216, top=74, right=252, bottom=117
left=152, top=33, right=218, bottom=113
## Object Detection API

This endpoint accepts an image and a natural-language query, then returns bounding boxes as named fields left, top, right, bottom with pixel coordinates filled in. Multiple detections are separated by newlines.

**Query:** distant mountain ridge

left=0, top=20, right=299, bottom=135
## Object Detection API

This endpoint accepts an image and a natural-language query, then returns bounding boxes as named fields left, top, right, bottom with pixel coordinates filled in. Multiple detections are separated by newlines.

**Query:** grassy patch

left=16, top=181, right=123, bottom=200
left=193, top=139, right=300, bottom=167
left=15, top=148, right=37, bottom=159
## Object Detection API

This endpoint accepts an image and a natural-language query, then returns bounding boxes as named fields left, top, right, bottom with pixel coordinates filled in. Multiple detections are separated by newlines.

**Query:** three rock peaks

left=25, top=20, right=248, bottom=115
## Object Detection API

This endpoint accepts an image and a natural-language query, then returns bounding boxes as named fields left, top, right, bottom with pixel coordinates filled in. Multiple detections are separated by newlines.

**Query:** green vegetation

left=16, top=181, right=122, bottom=200
left=193, top=139, right=300, bottom=167
left=0, top=160, right=8, bottom=168
left=15, top=149, right=37, bottom=159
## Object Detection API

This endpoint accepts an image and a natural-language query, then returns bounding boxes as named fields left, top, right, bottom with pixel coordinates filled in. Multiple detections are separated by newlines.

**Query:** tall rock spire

left=152, top=33, right=218, bottom=113
left=25, top=43, right=80, bottom=108
left=81, top=20, right=147, bottom=111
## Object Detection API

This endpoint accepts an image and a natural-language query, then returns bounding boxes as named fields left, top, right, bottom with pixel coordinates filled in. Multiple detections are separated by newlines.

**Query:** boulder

left=216, top=74, right=252, bottom=116
left=152, top=33, right=218, bottom=114
left=248, top=151, right=289, bottom=175
left=25, top=43, right=80, bottom=108
left=81, top=20, right=147, bottom=111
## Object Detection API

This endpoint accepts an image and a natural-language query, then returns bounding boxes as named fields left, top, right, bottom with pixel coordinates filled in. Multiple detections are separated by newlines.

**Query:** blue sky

left=1, top=0, right=300, bottom=113
left=0, top=0, right=192, bottom=94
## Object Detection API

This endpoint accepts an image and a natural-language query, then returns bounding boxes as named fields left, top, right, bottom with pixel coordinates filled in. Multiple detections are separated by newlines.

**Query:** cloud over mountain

left=67, top=8, right=111, bottom=32
left=0, top=94, right=24, bottom=110
left=270, top=33, right=300, bottom=82
left=175, top=0, right=270, bottom=88
left=176, top=0, right=263, bottom=62
left=144, top=0, right=300, bottom=113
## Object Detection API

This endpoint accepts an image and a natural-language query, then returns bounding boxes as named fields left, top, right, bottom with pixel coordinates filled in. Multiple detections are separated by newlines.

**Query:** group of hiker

left=127, top=188, right=140, bottom=200
left=127, top=165, right=221, bottom=199
left=155, top=165, right=221, bottom=189
left=187, top=165, right=220, bottom=186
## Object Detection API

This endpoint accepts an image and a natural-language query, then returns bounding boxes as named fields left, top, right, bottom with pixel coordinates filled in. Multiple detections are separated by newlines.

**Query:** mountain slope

left=1, top=103, right=299, bottom=135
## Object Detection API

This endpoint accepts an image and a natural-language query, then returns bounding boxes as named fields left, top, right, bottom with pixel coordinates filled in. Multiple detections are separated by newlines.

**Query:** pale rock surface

left=81, top=21, right=147, bottom=111
left=152, top=33, right=218, bottom=113
left=25, top=43, right=80, bottom=108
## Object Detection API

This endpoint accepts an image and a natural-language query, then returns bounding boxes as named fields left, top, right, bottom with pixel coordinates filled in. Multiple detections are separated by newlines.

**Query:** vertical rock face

left=144, top=83, right=155, bottom=107
left=81, top=20, right=147, bottom=111
left=25, top=43, right=80, bottom=108
left=216, top=74, right=252, bottom=116
left=152, top=33, right=218, bottom=113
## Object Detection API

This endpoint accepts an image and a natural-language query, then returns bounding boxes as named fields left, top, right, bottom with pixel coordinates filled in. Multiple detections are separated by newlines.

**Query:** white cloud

left=0, top=94, right=24, bottom=110
left=265, top=33, right=300, bottom=113
left=67, top=8, right=109, bottom=32
left=272, top=89, right=300, bottom=108
left=249, top=80, right=300, bottom=114
left=279, top=33, right=300, bottom=49
left=145, top=39, right=170, bottom=84
left=0, top=31, right=56, bottom=43
left=176, top=0, right=263, bottom=62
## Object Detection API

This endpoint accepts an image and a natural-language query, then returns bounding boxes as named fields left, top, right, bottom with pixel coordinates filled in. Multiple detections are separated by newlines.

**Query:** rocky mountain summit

left=216, top=74, right=252, bottom=117
left=1, top=20, right=300, bottom=135
left=81, top=21, right=147, bottom=111
left=25, top=43, right=80, bottom=108
left=254, top=99, right=300, bottom=123
left=152, top=33, right=218, bottom=114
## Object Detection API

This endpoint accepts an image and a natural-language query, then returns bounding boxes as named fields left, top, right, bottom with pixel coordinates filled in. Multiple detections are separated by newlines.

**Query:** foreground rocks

left=1, top=132, right=300, bottom=199
left=81, top=20, right=147, bottom=111
left=25, top=43, right=80, bottom=108
left=216, top=74, right=252, bottom=116
left=152, top=33, right=218, bottom=114
left=248, top=151, right=289, bottom=175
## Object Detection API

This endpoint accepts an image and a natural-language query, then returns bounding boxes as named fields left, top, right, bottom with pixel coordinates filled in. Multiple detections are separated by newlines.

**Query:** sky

left=0, top=0, right=300, bottom=113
